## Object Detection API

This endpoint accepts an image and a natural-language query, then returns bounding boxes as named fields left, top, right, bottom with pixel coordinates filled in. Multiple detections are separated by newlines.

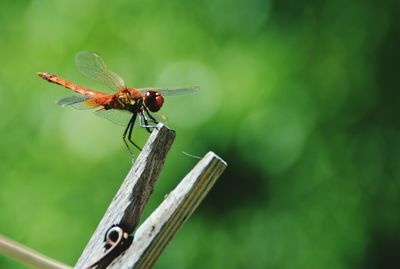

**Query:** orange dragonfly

left=38, top=51, right=198, bottom=155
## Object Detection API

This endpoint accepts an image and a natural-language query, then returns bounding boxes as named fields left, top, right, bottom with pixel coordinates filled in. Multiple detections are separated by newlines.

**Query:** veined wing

left=75, top=51, right=126, bottom=92
left=94, top=109, right=133, bottom=126
left=137, top=86, right=199, bottom=96
left=57, top=94, right=110, bottom=110
left=94, top=108, right=168, bottom=127
left=56, top=96, right=134, bottom=126
left=57, top=95, right=91, bottom=110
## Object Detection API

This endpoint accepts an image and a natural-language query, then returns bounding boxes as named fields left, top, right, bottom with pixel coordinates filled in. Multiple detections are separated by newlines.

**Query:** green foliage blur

left=1, top=0, right=399, bottom=268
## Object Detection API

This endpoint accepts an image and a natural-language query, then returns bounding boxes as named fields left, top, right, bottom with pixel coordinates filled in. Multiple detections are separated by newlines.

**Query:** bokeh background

left=1, top=0, right=399, bottom=268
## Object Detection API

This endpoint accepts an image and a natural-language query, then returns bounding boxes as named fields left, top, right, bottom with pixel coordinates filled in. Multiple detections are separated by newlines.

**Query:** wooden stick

left=75, top=123, right=175, bottom=269
left=107, top=151, right=227, bottom=269
left=0, top=234, right=72, bottom=269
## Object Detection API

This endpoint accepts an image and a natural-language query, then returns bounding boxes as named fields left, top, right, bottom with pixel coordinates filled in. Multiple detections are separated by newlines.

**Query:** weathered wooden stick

left=75, top=124, right=175, bottom=269
left=107, top=151, right=227, bottom=269
left=0, top=234, right=72, bottom=269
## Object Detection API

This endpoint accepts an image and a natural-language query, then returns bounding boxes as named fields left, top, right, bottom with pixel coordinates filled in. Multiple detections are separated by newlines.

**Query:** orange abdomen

left=37, top=72, right=106, bottom=97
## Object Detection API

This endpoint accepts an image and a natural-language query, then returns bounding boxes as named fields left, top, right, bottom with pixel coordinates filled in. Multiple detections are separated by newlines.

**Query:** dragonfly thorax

left=110, top=92, right=141, bottom=113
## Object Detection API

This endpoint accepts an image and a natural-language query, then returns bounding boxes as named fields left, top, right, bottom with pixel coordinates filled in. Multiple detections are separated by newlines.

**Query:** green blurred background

left=1, top=0, right=399, bottom=268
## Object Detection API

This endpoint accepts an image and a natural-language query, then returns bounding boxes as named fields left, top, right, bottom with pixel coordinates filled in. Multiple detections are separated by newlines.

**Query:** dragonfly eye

left=144, top=91, right=164, bottom=112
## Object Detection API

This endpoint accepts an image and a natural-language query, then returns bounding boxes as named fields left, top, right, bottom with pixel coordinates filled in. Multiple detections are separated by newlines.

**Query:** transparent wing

left=137, top=86, right=199, bottom=96
left=94, top=108, right=167, bottom=128
left=94, top=109, right=133, bottom=126
left=75, top=51, right=126, bottom=92
left=56, top=95, right=93, bottom=110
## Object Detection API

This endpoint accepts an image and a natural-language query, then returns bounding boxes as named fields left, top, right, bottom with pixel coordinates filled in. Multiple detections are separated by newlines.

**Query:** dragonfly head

left=144, top=91, right=164, bottom=112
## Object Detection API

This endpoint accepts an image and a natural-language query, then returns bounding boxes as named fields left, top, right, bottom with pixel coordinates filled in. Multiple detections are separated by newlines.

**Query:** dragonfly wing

left=137, top=86, right=199, bottom=96
left=94, top=108, right=165, bottom=128
left=94, top=109, right=133, bottom=126
left=75, top=51, right=126, bottom=92
left=57, top=95, right=93, bottom=110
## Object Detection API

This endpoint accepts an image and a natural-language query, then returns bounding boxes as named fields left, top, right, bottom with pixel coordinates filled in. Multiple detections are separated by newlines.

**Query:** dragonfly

left=37, top=51, right=199, bottom=156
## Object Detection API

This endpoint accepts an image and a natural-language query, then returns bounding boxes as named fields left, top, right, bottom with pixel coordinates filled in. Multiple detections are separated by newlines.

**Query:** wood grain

left=108, top=151, right=227, bottom=269
left=75, top=123, right=175, bottom=269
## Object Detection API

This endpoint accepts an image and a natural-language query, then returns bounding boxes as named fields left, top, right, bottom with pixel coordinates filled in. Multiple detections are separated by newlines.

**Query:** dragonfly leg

left=127, top=113, right=142, bottom=151
left=138, top=112, right=154, bottom=133
left=123, top=114, right=142, bottom=156
left=143, top=108, right=160, bottom=131
left=122, top=117, right=135, bottom=157
left=144, top=108, right=158, bottom=124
